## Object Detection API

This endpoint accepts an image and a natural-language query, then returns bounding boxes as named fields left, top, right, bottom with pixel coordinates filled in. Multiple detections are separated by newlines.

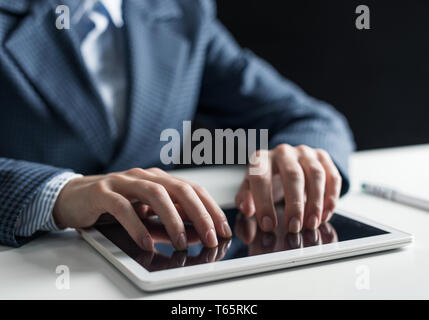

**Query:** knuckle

left=92, top=180, right=108, bottom=194
left=310, top=202, right=324, bottom=214
left=106, top=172, right=120, bottom=179
left=296, top=144, right=311, bottom=153
left=126, top=167, right=145, bottom=176
left=202, top=212, right=215, bottom=225
left=107, top=173, right=127, bottom=183
left=308, top=165, right=325, bottom=180
left=284, top=168, right=304, bottom=183
left=275, top=144, right=292, bottom=155
left=148, top=183, right=167, bottom=197
left=146, top=167, right=164, bottom=175
left=175, top=182, right=194, bottom=195
left=193, top=184, right=208, bottom=195
left=332, top=172, right=342, bottom=185
left=325, top=196, right=337, bottom=211
left=287, top=200, right=305, bottom=214
left=316, top=148, right=330, bottom=159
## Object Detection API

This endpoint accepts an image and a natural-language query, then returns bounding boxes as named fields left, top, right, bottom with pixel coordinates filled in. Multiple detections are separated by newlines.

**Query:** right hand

left=53, top=168, right=232, bottom=251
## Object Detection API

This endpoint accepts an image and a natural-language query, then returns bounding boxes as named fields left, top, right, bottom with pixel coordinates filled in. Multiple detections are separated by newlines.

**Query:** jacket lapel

left=4, top=0, right=114, bottom=165
left=109, top=0, right=190, bottom=169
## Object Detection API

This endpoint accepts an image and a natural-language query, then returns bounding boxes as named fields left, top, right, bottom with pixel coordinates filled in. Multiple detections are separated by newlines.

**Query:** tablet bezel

left=78, top=209, right=412, bottom=291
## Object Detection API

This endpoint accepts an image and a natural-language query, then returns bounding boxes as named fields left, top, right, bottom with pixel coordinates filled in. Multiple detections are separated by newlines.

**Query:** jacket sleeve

left=0, top=158, right=70, bottom=247
left=196, top=9, right=356, bottom=195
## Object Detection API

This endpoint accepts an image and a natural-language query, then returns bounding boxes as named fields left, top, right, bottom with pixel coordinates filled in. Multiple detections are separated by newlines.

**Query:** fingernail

left=142, top=235, right=153, bottom=251
left=262, top=216, right=274, bottom=232
left=176, top=232, right=187, bottom=251
left=309, top=215, right=319, bottom=230
left=288, top=217, right=301, bottom=233
left=206, top=228, right=218, bottom=247
left=222, top=221, right=232, bottom=238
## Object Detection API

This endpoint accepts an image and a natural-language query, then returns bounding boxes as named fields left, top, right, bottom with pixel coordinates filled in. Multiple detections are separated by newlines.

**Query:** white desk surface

left=1, top=144, right=428, bottom=299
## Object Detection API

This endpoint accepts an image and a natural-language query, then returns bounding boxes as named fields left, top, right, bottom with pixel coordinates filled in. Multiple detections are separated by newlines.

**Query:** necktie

left=74, top=1, right=127, bottom=141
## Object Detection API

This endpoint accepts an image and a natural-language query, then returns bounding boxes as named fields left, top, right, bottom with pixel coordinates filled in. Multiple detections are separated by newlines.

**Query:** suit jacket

left=0, top=0, right=355, bottom=247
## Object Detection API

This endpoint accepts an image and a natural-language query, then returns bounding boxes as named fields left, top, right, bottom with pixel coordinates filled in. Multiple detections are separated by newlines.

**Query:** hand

left=53, top=168, right=232, bottom=251
left=235, top=144, right=342, bottom=233
left=234, top=210, right=338, bottom=256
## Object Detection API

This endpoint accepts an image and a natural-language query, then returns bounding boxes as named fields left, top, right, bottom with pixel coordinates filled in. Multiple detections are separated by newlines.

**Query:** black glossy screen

left=95, top=207, right=388, bottom=272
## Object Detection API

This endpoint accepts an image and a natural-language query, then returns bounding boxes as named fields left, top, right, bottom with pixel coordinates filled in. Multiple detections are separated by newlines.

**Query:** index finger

left=273, top=145, right=305, bottom=233
left=247, top=150, right=277, bottom=232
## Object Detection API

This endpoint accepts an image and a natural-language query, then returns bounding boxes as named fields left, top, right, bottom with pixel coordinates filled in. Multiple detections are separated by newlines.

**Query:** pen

left=362, top=183, right=429, bottom=212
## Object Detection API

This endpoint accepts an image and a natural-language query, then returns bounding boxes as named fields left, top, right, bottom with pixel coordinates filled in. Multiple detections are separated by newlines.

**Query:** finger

left=272, top=174, right=285, bottom=203
left=126, top=168, right=219, bottom=247
left=247, top=150, right=277, bottom=232
left=144, top=218, right=201, bottom=244
left=173, top=203, right=190, bottom=221
left=154, top=168, right=232, bottom=238
left=316, top=149, right=342, bottom=222
left=133, top=203, right=154, bottom=219
left=235, top=178, right=256, bottom=216
left=101, top=191, right=154, bottom=251
left=175, top=177, right=232, bottom=239
left=297, top=146, right=326, bottom=230
left=272, top=145, right=305, bottom=233
left=169, top=183, right=218, bottom=248
left=109, top=176, right=188, bottom=251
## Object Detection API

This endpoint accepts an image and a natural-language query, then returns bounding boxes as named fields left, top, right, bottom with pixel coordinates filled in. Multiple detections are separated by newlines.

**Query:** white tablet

left=78, top=206, right=412, bottom=291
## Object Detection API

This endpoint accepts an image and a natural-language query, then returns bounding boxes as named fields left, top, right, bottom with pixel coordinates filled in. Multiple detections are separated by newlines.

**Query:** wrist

left=52, top=174, right=84, bottom=229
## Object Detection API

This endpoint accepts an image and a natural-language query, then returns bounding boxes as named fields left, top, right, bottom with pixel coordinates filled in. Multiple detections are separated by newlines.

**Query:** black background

left=215, top=0, right=429, bottom=150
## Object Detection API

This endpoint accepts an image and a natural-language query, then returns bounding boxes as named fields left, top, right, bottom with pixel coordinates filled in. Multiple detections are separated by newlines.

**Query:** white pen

left=362, top=182, right=429, bottom=212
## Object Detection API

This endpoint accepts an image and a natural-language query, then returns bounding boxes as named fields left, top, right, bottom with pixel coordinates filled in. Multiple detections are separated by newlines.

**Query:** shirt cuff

left=15, top=172, right=83, bottom=237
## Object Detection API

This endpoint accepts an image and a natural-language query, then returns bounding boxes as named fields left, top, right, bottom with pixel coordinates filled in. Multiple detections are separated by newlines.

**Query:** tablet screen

left=94, top=207, right=388, bottom=272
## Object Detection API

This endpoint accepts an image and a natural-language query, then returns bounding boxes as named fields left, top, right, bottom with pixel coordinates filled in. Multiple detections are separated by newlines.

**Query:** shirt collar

left=99, top=0, right=123, bottom=27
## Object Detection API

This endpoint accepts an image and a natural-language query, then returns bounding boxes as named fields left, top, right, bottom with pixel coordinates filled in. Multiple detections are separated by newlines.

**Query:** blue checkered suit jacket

left=0, top=0, right=355, bottom=247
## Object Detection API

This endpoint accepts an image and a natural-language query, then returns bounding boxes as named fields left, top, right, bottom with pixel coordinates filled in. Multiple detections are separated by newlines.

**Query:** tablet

left=78, top=206, right=412, bottom=291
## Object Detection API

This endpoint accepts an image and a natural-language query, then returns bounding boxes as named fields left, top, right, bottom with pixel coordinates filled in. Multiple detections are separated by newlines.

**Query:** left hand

left=235, top=144, right=342, bottom=233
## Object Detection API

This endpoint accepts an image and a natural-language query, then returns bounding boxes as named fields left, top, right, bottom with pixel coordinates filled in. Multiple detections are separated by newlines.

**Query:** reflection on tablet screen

left=94, top=207, right=388, bottom=272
